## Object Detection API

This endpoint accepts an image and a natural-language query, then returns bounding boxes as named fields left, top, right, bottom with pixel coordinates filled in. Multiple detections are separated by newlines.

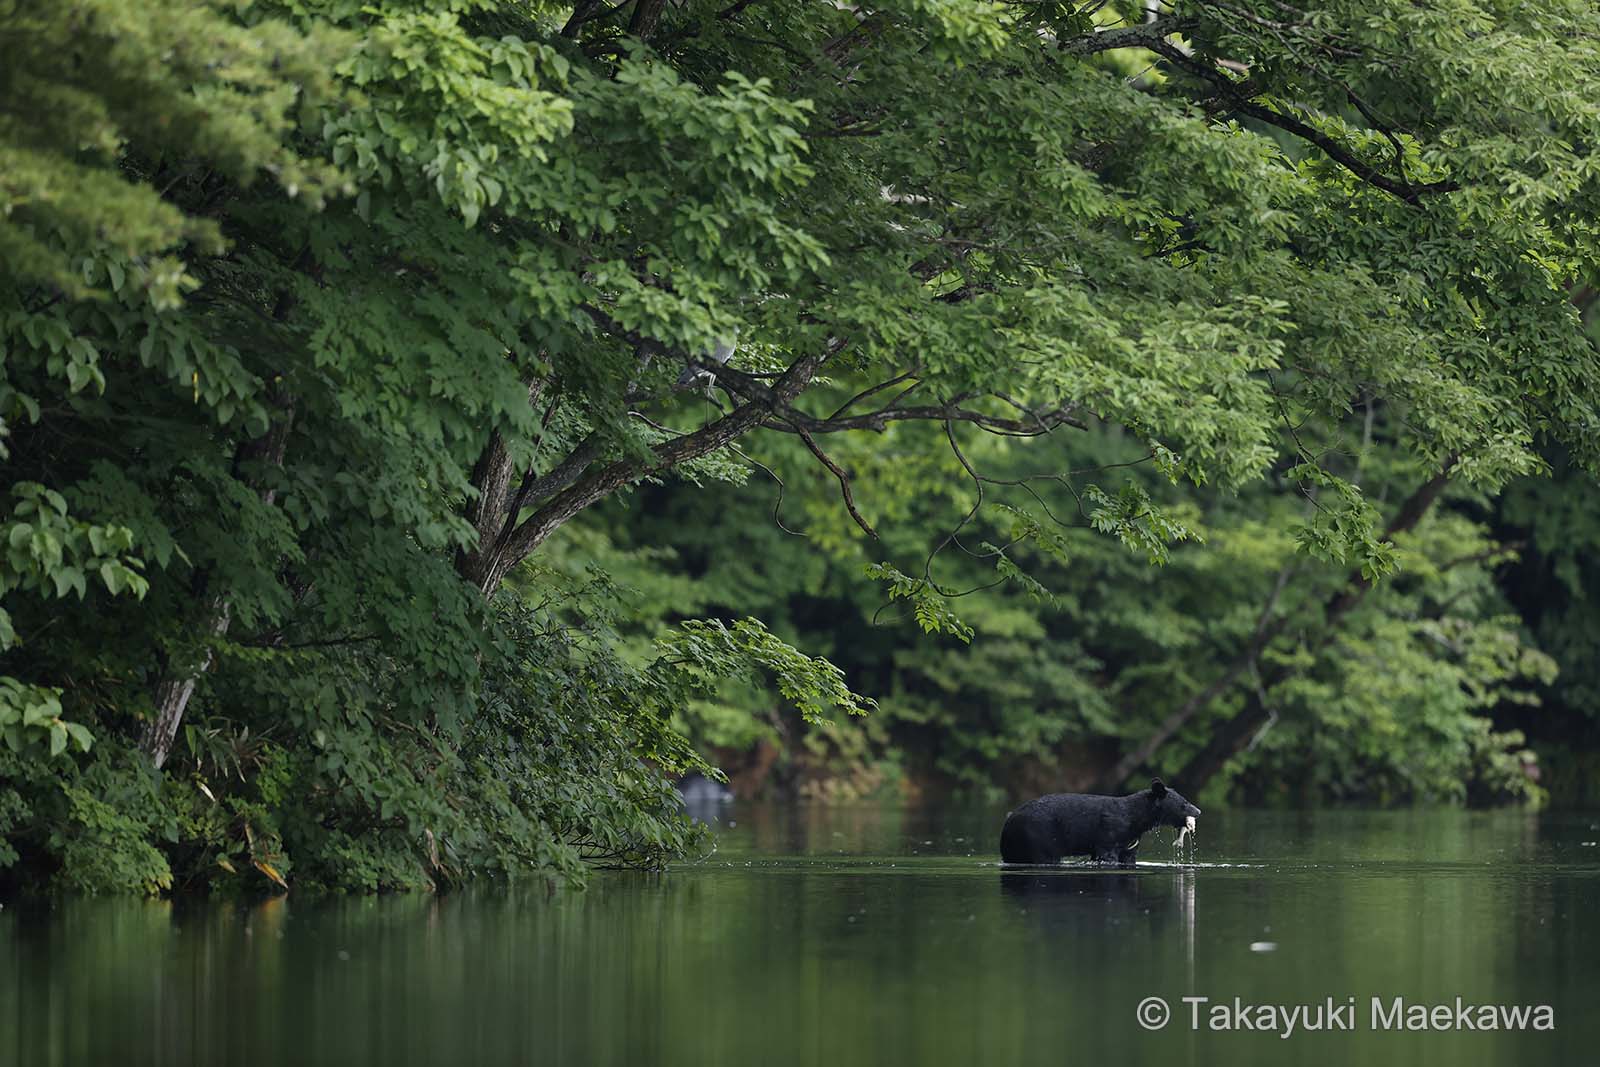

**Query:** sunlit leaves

left=0, top=680, right=93, bottom=757
left=1084, top=483, right=1199, bottom=566
left=863, top=562, right=976, bottom=643
left=1285, top=463, right=1398, bottom=581
left=654, top=617, right=873, bottom=725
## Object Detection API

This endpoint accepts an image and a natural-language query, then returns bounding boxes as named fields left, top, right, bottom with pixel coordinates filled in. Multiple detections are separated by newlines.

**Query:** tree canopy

left=3, top=0, right=1600, bottom=891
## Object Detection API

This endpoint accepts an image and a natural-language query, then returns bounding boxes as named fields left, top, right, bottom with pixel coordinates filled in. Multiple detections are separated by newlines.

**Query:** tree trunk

left=142, top=598, right=231, bottom=768
left=1171, top=460, right=1457, bottom=792
left=1090, top=564, right=1294, bottom=792
left=629, top=0, right=668, bottom=39
left=456, top=381, right=552, bottom=594
left=1171, top=684, right=1275, bottom=790
left=141, top=398, right=295, bottom=768
left=458, top=344, right=834, bottom=599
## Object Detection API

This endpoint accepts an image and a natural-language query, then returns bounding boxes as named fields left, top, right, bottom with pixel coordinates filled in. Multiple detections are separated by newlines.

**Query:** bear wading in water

left=999, top=779, right=1201, bottom=865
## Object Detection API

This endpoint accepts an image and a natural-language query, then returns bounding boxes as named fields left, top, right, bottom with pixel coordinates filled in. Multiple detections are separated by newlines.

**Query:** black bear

left=999, top=778, right=1200, bottom=865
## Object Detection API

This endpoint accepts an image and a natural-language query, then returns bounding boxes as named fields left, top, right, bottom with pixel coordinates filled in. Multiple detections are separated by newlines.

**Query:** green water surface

left=4, top=806, right=1595, bottom=1065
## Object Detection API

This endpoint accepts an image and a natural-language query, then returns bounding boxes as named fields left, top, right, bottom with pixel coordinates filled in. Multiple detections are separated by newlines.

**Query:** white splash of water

left=1174, top=815, right=1197, bottom=863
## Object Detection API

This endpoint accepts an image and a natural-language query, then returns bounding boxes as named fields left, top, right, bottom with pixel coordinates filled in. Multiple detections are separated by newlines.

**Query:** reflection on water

left=3, top=807, right=1596, bottom=1065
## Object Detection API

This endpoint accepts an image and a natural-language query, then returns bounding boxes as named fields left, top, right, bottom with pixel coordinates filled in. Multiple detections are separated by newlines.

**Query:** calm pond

left=4, top=805, right=1596, bottom=1065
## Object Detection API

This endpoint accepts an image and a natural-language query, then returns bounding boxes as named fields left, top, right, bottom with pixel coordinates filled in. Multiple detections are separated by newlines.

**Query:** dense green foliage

left=3, top=0, right=1600, bottom=892
left=575, top=418, right=1557, bottom=806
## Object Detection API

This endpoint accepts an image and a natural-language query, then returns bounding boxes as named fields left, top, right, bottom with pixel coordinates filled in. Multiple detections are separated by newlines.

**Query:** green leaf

left=63, top=720, right=93, bottom=752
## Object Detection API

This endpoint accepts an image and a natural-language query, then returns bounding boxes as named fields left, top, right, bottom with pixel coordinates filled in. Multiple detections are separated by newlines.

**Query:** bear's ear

left=1150, top=778, right=1167, bottom=797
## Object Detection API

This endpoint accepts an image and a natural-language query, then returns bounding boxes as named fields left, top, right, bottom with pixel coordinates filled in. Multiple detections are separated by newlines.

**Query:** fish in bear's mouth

left=1176, top=814, right=1197, bottom=848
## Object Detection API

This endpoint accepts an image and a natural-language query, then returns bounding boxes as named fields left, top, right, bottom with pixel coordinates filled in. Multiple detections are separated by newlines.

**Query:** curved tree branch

left=1057, top=17, right=1200, bottom=56
left=471, top=341, right=843, bottom=594
left=1147, top=39, right=1457, bottom=205
left=792, top=423, right=878, bottom=539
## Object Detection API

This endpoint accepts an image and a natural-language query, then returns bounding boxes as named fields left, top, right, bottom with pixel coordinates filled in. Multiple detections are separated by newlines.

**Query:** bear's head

left=1148, top=778, right=1201, bottom=828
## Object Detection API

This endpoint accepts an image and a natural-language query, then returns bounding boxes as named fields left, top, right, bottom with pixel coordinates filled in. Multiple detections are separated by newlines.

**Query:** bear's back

left=1001, top=791, right=1126, bottom=863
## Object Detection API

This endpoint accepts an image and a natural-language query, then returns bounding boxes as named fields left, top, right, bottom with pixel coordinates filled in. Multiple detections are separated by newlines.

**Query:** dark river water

left=4, top=805, right=1597, bottom=1065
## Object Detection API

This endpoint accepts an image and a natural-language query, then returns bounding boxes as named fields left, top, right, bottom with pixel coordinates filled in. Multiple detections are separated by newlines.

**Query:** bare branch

left=735, top=445, right=806, bottom=537
left=793, top=424, right=878, bottom=539
left=787, top=399, right=1087, bottom=437
left=921, top=420, right=985, bottom=590
left=827, top=370, right=920, bottom=420
left=702, top=362, right=1087, bottom=437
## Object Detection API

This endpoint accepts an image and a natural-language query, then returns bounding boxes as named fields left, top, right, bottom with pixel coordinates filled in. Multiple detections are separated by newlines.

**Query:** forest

left=3, top=0, right=1600, bottom=894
